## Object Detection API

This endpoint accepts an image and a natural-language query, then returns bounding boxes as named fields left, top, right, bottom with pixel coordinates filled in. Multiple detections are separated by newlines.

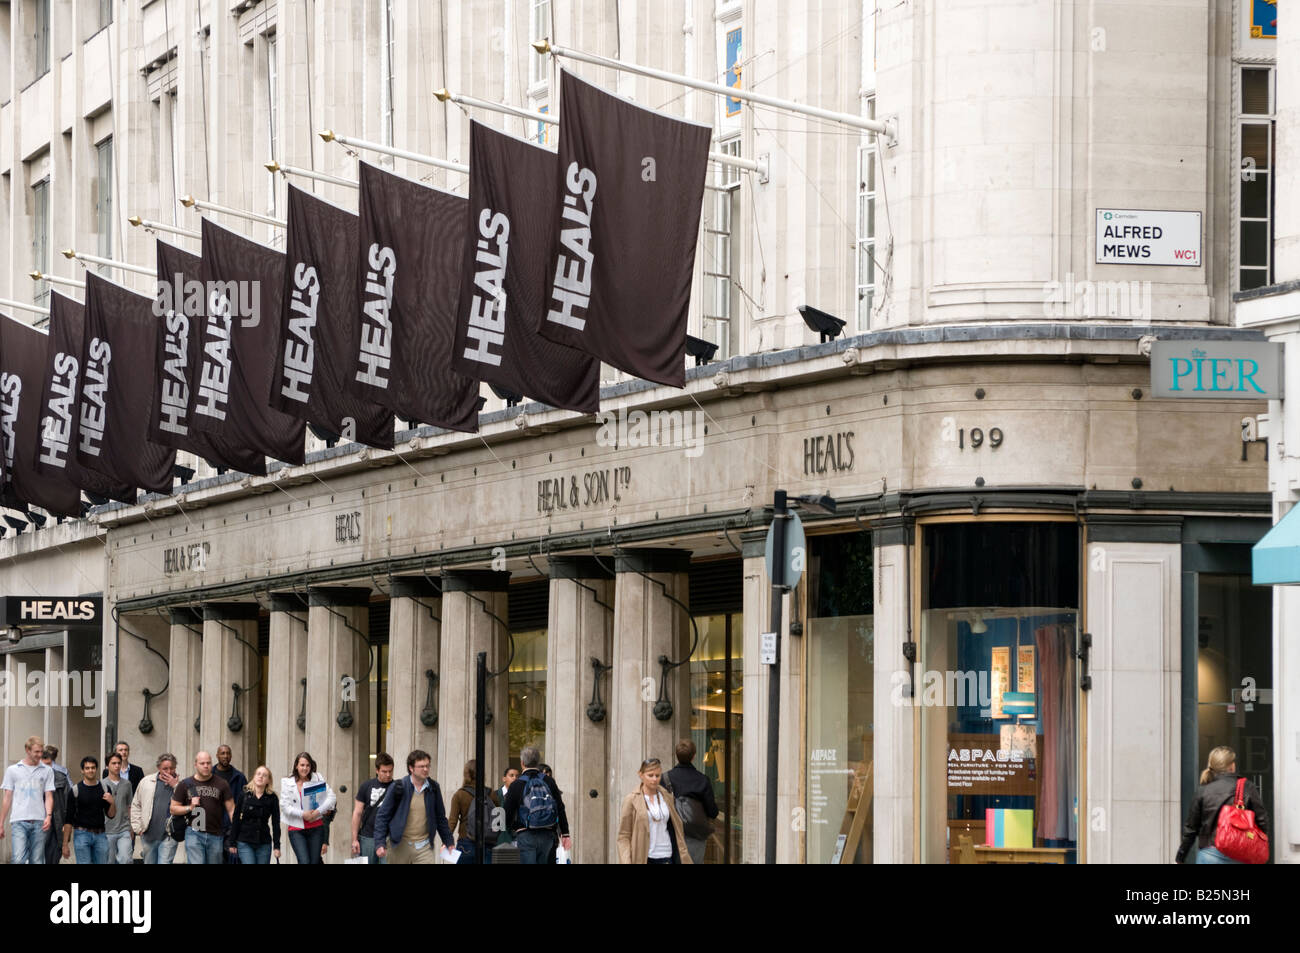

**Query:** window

left=95, top=138, right=113, bottom=268
left=507, top=629, right=547, bottom=761
left=529, top=0, right=551, bottom=88
left=725, top=26, right=743, bottom=117
left=1238, top=67, right=1275, bottom=291
left=267, top=35, right=278, bottom=212
left=99, top=0, right=113, bottom=32
left=702, top=139, right=740, bottom=359
left=34, top=0, right=51, bottom=78
left=32, top=177, right=50, bottom=306
left=856, top=100, right=877, bottom=331
left=688, top=611, right=743, bottom=863
left=166, top=92, right=180, bottom=222
left=381, top=0, right=395, bottom=146
left=535, top=104, right=550, bottom=146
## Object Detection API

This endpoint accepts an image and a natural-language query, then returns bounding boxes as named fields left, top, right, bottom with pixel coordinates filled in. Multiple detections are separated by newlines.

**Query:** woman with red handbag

left=1176, top=746, right=1270, bottom=864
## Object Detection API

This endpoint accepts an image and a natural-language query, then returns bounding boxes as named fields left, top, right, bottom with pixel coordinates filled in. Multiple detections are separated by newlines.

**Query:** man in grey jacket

left=130, top=753, right=179, bottom=865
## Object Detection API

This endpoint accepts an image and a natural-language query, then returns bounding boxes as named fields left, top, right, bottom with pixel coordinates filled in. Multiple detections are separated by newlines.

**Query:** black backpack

left=461, top=786, right=499, bottom=846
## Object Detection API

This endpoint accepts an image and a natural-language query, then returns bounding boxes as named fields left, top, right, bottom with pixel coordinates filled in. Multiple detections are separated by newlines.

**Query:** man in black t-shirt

left=62, top=756, right=115, bottom=864
left=351, top=752, right=395, bottom=865
left=170, top=751, right=234, bottom=865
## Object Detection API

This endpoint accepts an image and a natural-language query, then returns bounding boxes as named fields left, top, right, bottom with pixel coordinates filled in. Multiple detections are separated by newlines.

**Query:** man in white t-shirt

left=0, top=736, right=56, bottom=863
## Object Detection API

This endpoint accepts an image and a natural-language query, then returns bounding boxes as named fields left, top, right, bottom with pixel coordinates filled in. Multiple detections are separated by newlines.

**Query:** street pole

left=474, top=651, right=487, bottom=864
left=765, top=489, right=787, bottom=865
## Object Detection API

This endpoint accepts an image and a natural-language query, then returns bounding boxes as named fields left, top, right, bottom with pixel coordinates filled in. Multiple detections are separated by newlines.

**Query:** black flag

left=76, top=274, right=177, bottom=496
left=0, top=315, right=82, bottom=517
left=37, top=292, right=135, bottom=503
left=452, top=122, right=600, bottom=414
left=192, top=219, right=305, bottom=467
left=351, top=162, right=480, bottom=432
left=151, top=240, right=268, bottom=475
left=276, top=185, right=394, bottom=449
left=539, top=70, right=711, bottom=388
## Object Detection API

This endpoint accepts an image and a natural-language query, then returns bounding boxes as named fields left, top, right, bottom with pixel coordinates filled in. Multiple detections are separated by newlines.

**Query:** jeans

left=236, top=842, right=272, bottom=864
left=184, top=829, right=225, bottom=864
left=73, top=829, right=109, bottom=865
left=142, top=836, right=178, bottom=865
left=288, top=826, right=325, bottom=865
left=516, top=828, right=556, bottom=865
left=106, top=830, right=133, bottom=864
left=456, top=837, right=494, bottom=864
left=1197, top=845, right=1242, bottom=864
left=10, top=820, right=46, bottom=864
left=359, top=835, right=385, bottom=865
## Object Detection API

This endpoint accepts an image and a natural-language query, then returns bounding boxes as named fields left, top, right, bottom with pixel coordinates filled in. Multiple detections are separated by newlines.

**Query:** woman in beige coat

left=617, top=757, right=694, bottom=864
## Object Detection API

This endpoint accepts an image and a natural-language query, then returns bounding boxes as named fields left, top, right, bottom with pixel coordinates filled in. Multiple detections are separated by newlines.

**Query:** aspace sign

left=1150, top=341, right=1283, bottom=399
left=4, top=596, right=103, bottom=626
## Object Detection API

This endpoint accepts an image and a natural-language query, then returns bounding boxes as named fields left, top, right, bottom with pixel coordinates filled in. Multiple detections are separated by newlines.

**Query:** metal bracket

left=757, top=153, right=770, bottom=185
left=227, top=683, right=245, bottom=733
left=586, top=656, right=613, bottom=723
left=1078, top=631, right=1093, bottom=691
left=296, top=677, right=307, bottom=731
left=420, top=669, right=439, bottom=727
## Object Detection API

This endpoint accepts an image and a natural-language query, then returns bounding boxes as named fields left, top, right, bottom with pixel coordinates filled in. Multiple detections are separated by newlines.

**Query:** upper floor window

left=34, top=0, right=51, bottom=78
left=856, top=100, right=877, bottom=331
left=267, top=34, right=279, bottom=212
left=96, top=138, right=113, bottom=269
left=381, top=0, right=395, bottom=145
left=702, top=139, right=741, bottom=359
left=1238, top=67, right=1275, bottom=291
left=530, top=0, right=551, bottom=89
left=32, top=177, right=50, bottom=306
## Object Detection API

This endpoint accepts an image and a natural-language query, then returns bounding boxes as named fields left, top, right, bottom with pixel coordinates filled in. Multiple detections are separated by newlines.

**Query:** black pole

left=475, top=650, right=487, bottom=864
left=765, top=489, right=787, bottom=865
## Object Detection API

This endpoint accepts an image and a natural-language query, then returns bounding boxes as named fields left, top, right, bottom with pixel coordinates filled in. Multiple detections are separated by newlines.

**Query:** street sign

left=1150, top=340, right=1283, bottom=400
left=764, top=510, right=806, bottom=589
left=760, top=632, right=777, bottom=665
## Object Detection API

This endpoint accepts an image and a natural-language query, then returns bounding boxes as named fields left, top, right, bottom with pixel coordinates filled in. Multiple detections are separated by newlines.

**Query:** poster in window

left=726, top=28, right=742, bottom=116
left=990, top=646, right=1010, bottom=719
left=1017, top=645, right=1035, bottom=694
left=1250, top=1, right=1277, bottom=38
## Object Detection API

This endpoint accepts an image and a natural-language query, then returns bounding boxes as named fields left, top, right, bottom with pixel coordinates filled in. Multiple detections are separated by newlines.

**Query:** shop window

left=920, top=521, right=1079, bottom=864
left=1196, top=574, right=1272, bottom=810
left=806, top=532, right=874, bottom=863
left=1237, top=67, right=1275, bottom=291
left=689, top=611, right=743, bottom=863
left=507, top=628, right=547, bottom=761
left=367, top=602, right=390, bottom=772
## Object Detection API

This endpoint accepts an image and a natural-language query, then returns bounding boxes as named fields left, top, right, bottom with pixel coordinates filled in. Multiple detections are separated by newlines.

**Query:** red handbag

left=1214, top=778, right=1269, bottom=864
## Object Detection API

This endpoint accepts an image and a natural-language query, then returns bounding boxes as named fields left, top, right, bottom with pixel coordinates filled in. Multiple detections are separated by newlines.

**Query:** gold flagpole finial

left=265, top=160, right=281, bottom=173
left=433, top=88, right=451, bottom=102
left=319, top=129, right=336, bottom=143
left=61, top=249, right=77, bottom=260
left=180, top=194, right=196, bottom=208
left=28, top=271, right=43, bottom=281
left=128, top=215, right=143, bottom=228
left=531, top=39, right=551, bottom=55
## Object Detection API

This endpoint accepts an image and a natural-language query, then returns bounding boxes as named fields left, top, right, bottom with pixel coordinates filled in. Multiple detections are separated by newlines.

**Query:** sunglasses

left=639, top=758, right=662, bottom=770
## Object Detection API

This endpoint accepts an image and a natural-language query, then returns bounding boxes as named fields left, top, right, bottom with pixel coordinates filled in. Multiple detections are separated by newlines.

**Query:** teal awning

left=1253, top=505, right=1300, bottom=585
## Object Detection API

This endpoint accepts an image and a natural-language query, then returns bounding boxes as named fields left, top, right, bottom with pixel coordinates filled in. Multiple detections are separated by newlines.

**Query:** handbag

left=1213, top=778, right=1269, bottom=864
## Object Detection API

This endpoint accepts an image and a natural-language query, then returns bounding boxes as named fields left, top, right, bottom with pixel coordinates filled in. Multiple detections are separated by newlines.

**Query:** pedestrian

left=62, top=756, right=116, bottom=864
left=503, top=746, right=570, bottom=864
left=497, top=766, right=519, bottom=846
left=170, top=750, right=235, bottom=865
left=0, top=735, right=55, bottom=863
left=130, top=753, right=180, bottom=865
left=351, top=752, right=395, bottom=865
left=213, top=744, right=247, bottom=864
left=665, top=739, right=718, bottom=863
left=41, top=746, right=71, bottom=865
left=538, top=763, right=563, bottom=863
left=1176, top=745, right=1270, bottom=864
left=617, top=757, right=693, bottom=864
left=228, top=765, right=280, bottom=864
left=113, top=741, right=145, bottom=793
left=103, top=753, right=134, bottom=864
left=373, top=749, right=454, bottom=865
left=447, top=759, right=501, bottom=864
left=280, top=751, right=335, bottom=864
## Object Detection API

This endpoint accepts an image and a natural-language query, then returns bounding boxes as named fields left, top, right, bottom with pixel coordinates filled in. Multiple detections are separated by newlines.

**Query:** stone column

left=740, top=533, right=801, bottom=864
left=610, top=549, right=691, bottom=862
left=113, top=611, right=171, bottom=774
left=545, top=556, right=614, bottom=865
left=166, top=608, right=204, bottom=775
left=388, top=576, right=442, bottom=767
left=265, top=594, right=310, bottom=786
left=199, top=604, right=260, bottom=780
left=305, top=587, right=371, bottom=865
left=438, top=572, right=509, bottom=798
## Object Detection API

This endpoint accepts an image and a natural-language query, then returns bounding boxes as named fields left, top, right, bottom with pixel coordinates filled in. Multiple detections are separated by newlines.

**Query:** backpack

left=519, top=772, right=558, bottom=829
left=461, top=786, right=499, bottom=846
left=674, top=792, right=711, bottom=840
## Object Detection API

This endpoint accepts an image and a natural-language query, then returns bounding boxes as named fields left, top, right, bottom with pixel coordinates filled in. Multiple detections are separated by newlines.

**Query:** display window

left=919, top=520, right=1080, bottom=863
left=806, top=532, right=874, bottom=864
left=689, top=611, right=743, bottom=863
left=508, top=628, right=547, bottom=761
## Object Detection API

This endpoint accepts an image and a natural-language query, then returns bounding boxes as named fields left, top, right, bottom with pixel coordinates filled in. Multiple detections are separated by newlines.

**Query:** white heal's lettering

left=78, top=338, right=111, bottom=457
left=0, top=372, right=21, bottom=471
left=283, top=263, right=319, bottom=402
left=463, top=209, right=510, bottom=367
left=547, top=162, right=597, bottom=332
left=159, top=311, right=190, bottom=435
left=195, top=290, right=233, bottom=421
left=357, top=244, right=396, bottom=388
left=39, top=352, right=78, bottom=467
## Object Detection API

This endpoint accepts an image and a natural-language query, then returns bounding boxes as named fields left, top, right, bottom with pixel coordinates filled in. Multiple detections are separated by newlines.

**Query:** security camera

left=5, top=626, right=22, bottom=644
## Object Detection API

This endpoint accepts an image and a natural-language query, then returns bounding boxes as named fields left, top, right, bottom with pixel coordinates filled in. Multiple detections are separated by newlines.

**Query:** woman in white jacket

left=280, top=751, right=336, bottom=864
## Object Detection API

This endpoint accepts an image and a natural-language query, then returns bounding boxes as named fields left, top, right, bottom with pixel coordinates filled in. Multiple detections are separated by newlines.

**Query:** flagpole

left=128, top=216, right=201, bottom=240
left=434, top=87, right=768, bottom=177
left=29, top=271, right=86, bottom=290
left=0, top=298, right=50, bottom=317
left=180, top=194, right=286, bottom=228
left=319, top=130, right=469, bottom=174
left=62, top=249, right=155, bottom=278
left=533, top=40, right=896, bottom=141
left=266, top=160, right=359, bottom=190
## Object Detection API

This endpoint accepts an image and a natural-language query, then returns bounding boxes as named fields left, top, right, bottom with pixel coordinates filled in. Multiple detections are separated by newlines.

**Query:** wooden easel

left=836, top=764, right=873, bottom=864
